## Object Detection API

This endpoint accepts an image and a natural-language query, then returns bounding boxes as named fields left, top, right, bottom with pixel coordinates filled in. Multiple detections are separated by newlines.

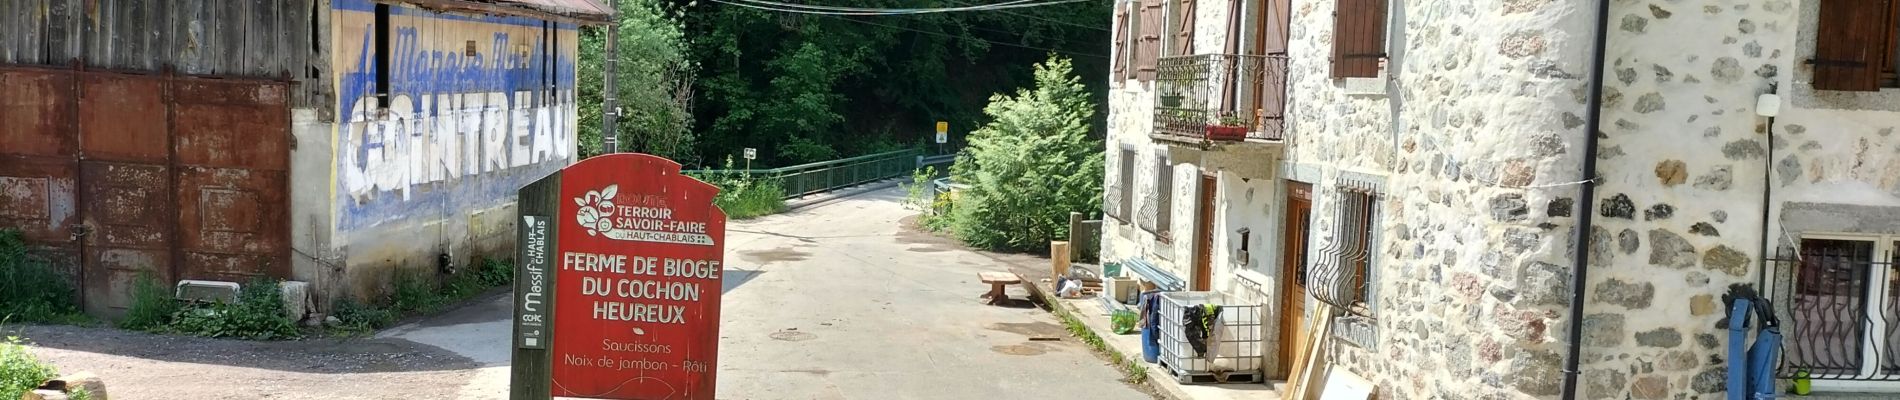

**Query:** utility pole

left=601, top=20, right=621, bottom=154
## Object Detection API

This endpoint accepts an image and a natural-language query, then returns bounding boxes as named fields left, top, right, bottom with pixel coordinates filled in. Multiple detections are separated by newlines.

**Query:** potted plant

left=1205, top=113, right=1249, bottom=140
left=1159, top=91, right=1184, bottom=108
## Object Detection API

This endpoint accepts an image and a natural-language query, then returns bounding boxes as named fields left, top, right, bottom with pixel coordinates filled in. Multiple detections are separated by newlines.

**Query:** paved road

left=385, top=187, right=1152, bottom=399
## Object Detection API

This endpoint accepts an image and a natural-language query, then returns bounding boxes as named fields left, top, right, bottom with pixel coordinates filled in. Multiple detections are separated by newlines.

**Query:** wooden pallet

left=1158, top=359, right=1263, bottom=384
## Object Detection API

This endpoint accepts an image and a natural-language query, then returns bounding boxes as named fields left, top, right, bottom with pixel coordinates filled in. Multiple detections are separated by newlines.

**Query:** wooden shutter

left=1257, top=0, right=1291, bottom=55
left=1113, top=5, right=1129, bottom=83
left=1331, top=0, right=1387, bottom=79
left=1175, top=0, right=1197, bottom=55
left=1812, top=0, right=1896, bottom=91
left=1136, top=0, right=1164, bottom=81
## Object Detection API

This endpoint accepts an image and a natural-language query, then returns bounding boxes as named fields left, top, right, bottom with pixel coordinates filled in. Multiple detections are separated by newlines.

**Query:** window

left=1110, top=148, right=1136, bottom=221
left=1330, top=0, right=1387, bottom=79
left=1113, top=4, right=1130, bottom=83
left=1166, top=0, right=1196, bottom=56
left=1312, top=187, right=1378, bottom=316
left=1137, top=154, right=1173, bottom=239
left=1781, top=236, right=1900, bottom=380
left=1134, top=0, right=1164, bottom=81
left=1811, top=0, right=1900, bottom=91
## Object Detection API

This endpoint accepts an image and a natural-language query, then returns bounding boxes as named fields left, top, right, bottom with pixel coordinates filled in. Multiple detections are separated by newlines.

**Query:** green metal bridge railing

left=686, top=149, right=926, bottom=199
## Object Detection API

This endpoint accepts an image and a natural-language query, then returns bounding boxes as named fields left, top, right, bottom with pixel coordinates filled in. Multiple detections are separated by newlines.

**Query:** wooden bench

left=977, top=272, right=1023, bottom=305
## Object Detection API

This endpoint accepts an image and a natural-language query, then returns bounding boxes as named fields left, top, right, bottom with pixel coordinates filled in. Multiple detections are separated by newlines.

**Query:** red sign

left=548, top=154, right=726, bottom=399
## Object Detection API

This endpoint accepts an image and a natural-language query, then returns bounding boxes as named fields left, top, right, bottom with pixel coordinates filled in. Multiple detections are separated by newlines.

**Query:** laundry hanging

left=1183, top=304, right=1224, bottom=356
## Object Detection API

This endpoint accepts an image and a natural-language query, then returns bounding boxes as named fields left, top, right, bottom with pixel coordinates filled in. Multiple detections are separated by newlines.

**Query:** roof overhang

left=395, top=0, right=615, bottom=25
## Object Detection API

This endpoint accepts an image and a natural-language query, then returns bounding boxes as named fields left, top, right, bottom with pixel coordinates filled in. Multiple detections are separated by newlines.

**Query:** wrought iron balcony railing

left=1152, top=54, right=1289, bottom=145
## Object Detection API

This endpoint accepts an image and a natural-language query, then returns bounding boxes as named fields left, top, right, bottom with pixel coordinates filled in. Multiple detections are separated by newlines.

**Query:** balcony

left=1151, top=54, right=1289, bottom=147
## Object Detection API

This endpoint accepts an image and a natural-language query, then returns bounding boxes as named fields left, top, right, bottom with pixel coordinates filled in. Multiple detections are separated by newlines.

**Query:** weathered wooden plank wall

left=0, top=0, right=327, bottom=110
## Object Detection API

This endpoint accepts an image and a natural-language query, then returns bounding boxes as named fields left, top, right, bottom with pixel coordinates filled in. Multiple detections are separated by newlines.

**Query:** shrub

left=0, top=230, right=84, bottom=323
left=390, top=268, right=442, bottom=313
left=167, top=279, right=300, bottom=340
left=118, top=273, right=179, bottom=331
left=947, top=56, right=1103, bottom=251
left=331, top=297, right=396, bottom=333
left=698, top=157, right=787, bottom=219
left=0, top=334, right=58, bottom=399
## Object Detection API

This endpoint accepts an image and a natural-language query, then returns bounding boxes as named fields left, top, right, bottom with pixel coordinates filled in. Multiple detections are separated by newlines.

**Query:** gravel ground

left=17, top=324, right=483, bottom=400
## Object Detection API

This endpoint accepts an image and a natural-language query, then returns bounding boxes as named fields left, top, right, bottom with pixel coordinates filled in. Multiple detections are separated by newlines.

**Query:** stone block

left=280, top=281, right=310, bottom=322
left=1595, top=279, right=1654, bottom=308
left=1654, top=160, right=1687, bottom=186
left=1630, top=375, right=1669, bottom=399
left=1703, top=245, right=1749, bottom=277
left=1636, top=327, right=1683, bottom=348
left=1582, top=313, right=1625, bottom=347
left=1691, top=294, right=1717, bottom=316
left=1648, top=229, right=1696, bottom=268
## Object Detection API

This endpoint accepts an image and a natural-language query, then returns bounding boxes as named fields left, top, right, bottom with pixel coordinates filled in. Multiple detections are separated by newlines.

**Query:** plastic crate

left=1156, top=291, right=1262, bottom=383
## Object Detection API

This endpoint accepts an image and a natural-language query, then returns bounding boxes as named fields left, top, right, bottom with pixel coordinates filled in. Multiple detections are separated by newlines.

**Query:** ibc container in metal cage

left=1156, top=291, right=1262, bottom=383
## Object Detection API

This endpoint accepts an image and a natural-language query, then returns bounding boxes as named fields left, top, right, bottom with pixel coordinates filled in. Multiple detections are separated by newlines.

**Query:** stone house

left=1099, top=0, right=1900, bottom=398
left=0, top=0, right=607, bottom=318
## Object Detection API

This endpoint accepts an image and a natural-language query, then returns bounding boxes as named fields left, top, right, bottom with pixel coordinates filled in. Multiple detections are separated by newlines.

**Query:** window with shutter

left=1811, top=0, right=1900, bottom=91
left=1173, top=0, right=1196, bottom=56
left=1109, top=148, right=1124, bottom=218
left=1154, top=154, right=1174, bottom=240
left=1330, top=0, right=1387, bottom=79
left=1113, top=5, right=1129, bottom=84
left=1136, top=0, right=1164, bottom=81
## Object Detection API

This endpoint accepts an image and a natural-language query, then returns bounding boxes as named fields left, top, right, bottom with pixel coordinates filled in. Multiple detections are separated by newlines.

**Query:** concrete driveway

left=385, top=186, right=1152, bottom=399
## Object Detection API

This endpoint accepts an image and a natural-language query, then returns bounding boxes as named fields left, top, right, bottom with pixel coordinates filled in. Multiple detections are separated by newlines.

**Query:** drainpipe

left=1560, top=1, right=1612, bottom=399
left=1756, top=85, right=1778, bottom=292
left=602, top=21, right=620, bottom=154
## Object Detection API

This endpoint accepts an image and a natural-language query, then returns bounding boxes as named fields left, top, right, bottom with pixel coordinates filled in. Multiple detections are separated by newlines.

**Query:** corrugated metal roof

left=491, top=0, right=614, bottom=16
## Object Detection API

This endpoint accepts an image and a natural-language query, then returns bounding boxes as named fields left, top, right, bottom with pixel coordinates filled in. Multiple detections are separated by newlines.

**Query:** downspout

left=602, top=20, right=621, bottom=153
left=1756, top=84, right=1778, bottom=292
left=1559, top=1, right=1612, bottom=399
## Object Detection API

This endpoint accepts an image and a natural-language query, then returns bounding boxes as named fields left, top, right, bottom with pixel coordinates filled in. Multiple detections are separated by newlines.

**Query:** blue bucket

left=1141, top=322, right=1160, bottom=363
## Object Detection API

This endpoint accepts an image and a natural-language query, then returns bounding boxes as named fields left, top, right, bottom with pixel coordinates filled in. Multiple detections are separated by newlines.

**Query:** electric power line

left=822, top=14, right=1107, bottom=59
left=712, top=0, right=1092, bottom=16
left=942, top=0, right=1109, bottom=32
left=723, top=0, right=1039, bottom=13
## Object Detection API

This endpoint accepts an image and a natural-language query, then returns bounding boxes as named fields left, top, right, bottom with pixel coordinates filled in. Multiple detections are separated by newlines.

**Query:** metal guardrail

left=687, top=149, right=925, bottom=199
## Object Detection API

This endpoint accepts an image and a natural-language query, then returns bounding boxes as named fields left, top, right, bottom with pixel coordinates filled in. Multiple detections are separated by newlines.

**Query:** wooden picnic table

left=977, top=272, right=1022, bottom=305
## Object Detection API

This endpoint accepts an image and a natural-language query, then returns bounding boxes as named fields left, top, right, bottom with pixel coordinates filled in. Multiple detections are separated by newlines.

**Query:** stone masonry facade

left=1101, top=0, right=1900, bottom=399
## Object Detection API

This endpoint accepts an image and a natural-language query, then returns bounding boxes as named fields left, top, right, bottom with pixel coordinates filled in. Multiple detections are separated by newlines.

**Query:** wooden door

left=1192, top=174, right=1217, bottom=291
left=1275, top=181, right=1313, bottom=379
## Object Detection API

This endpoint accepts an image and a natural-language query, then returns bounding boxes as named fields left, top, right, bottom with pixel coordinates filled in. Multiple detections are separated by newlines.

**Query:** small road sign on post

left=935, top=121, right=948, bottom=144
left=742, top=148, right=756, bottom=160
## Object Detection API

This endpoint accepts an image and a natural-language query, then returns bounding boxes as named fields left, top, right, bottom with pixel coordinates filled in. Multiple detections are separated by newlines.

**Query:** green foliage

left=0, top=230, right=85, bottom=324
left=166, top=279, right=300, bottom=341
left=681, top=0, right=1111, bottom=167
left=946, top=56, right=1104, bottom=251
left=904, top=166, right=954, bottom=231
left=0, top=335, right=59, bottom=399
left=696, top=157, right=787, bottom=219
left=579, top=0, right=697, bottom=162
left=118, top=273, right=179, bottom=331
left=390, top=268, right=442, bottom=314
left=330, top=297, right=396, bottom=335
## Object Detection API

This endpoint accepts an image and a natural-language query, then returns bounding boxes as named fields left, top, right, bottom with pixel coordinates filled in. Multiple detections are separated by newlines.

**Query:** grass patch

left=1, top=331, right=91, bottom=400
left=693, top=157, right=788, bottom=220
left=0, top=230, right=89, bottom=325
left=121, top=278, right=302, bottom=340
left=328, top=257, right=517, bottom=335
left=1037, top=286, right=1149, bottom=385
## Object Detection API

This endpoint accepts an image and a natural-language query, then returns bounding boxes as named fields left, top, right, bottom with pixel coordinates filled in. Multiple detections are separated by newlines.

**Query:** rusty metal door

left=0, top=66, right=290, bottom=317
left=76, top=73, right=174, bottom=316
left=170, top=79, right=291, bottom=283
left=0, top=68, right=80, bottom=275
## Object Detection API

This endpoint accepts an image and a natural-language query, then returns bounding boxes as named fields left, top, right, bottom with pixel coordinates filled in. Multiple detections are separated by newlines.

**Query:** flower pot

left=1204, top=125, right=1248, bottom=141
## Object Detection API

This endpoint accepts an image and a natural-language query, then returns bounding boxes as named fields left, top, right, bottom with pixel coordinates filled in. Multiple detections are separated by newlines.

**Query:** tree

left=675, top=0, right=1111, bottom=166
left=948, top=56, right=1103, bottom=251
left=578, top=0, right=698, bottom=164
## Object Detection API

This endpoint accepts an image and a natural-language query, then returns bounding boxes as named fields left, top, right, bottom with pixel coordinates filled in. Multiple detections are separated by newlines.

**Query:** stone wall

left=1585, top=0, right=1900, bottom=398
left=1282, top=0, right=1597, bottom=398
left=1101, top=80, right=1202, bottom=285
